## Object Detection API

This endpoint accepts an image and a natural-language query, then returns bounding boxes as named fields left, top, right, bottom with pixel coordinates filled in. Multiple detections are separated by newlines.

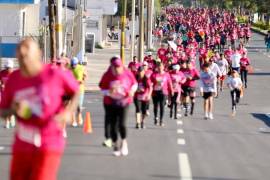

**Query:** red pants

left=10, top=150, right=62, bottom=180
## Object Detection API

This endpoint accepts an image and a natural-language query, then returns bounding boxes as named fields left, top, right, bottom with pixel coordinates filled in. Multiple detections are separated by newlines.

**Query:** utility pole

left=56, top=0, right=63, bottom=57
left=138, top=0, right=144, bottom=62
left=147, top=0, right=154, bottom=50
left=130, top=0, right=136, bottom=59
left=48, top=0, right=56, bottom=60
left=120, top=0, right=127, bottom=64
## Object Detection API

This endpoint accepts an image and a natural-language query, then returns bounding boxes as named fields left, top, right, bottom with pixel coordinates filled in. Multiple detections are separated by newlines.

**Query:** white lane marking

left=178, top=153, right=193, bottom=180
left=177, top=138, right=186, bottom=145
left=177, top=120, right=183, bottom=125
left=0, top=146, right=4, bottom=151
left=177, top=129, right=184, bottom=134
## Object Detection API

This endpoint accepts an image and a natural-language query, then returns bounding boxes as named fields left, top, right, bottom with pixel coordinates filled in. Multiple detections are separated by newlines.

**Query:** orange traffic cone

left=83, top=112, right=93, bottom=134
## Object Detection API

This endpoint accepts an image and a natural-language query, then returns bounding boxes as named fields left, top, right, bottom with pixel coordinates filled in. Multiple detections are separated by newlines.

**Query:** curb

left=251, top=27, right=267, bottom=36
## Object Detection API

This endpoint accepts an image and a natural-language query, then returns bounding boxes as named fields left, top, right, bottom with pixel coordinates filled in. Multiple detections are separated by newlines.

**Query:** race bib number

left=17, top=122, right=41, bottom=147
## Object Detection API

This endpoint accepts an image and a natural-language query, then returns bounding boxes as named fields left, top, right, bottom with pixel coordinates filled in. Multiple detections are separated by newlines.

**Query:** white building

left=0, top=0, right=40, bottom=58
left=85, top=0, right=118, bottom=46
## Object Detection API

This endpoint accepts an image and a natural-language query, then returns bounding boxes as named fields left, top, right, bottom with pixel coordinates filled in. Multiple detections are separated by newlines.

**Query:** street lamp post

left=120, top=0, right=127, bottom=64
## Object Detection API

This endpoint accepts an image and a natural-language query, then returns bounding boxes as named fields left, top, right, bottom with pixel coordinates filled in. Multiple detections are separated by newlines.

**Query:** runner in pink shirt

left=0, top=39, right=79, bottom=180
left=128, top=56, right=140, bottom=76
left=157, top=44, right=168, bottom=62
left=240, top=53, right=250, bottom=88
left=134, top=66, right=153, bottom=129
left=169, top=64, right=186, bottom=119
left=151, top=62, right=173, bottom=126
left=99, top=56, right=137, bottom=156
left=181, top=60, right=200, bottom=116
left=0, top=60, right=15, bottom=129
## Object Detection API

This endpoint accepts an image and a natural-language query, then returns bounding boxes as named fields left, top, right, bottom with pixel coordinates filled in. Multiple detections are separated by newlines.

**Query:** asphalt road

left=1, top=32, right=270, bottom=180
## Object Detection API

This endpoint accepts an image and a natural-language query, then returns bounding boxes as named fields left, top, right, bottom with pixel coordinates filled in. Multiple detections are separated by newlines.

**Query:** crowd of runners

left=99, top=7, right=254, bottom=156
left=0, top=6, right=258, bottom=180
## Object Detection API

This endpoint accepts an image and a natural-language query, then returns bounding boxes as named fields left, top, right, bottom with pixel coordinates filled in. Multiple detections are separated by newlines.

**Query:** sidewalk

left=85, top=43, right=131, bottom=91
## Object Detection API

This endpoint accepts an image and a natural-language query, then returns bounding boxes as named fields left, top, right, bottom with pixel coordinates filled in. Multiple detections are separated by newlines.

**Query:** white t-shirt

left=231, top=53, right=241, bottom=68
left=216, top=58, right=229, bottom=75
left=210, top=63, right=222, bottom=77
left=227, top=77, right=242, bottom=90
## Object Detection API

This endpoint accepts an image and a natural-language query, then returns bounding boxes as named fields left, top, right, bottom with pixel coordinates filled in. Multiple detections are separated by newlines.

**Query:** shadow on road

left=251, top=113, right=270, bottom=127
left=249, top=72, right=270, bottom=76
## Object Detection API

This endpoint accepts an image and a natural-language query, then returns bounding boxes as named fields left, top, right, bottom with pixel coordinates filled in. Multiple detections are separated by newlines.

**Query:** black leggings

left=104, top=104, right=111, bottom=139
left=134, top=98, right=149, bottom=115
left=170, top=92, right=178, bottom=118
left=106, top=105, right=129, bottom=143
left=152, top=91, right=166, bottom=122
left=240, top=70, right=248, bottom=86
left=230, top=89, right=241, bottom=109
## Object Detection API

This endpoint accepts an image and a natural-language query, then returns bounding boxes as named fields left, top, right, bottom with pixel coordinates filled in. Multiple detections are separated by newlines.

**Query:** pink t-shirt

left=240, top=57, right=250, bottom=70
left=134, top=77, right=152, bottom=101
left=128, top=62, right=140, bottom=76
left=0, top=65, right=79, bottom=152
left=151, top=72, right=173, bottom=96
left=157, top=48, right=167, bottom=62
left=170, top=71, right=186, bottom=93
left=181, top=68, right=200, bottom=88
left=99, top=67, right=137, bottom=106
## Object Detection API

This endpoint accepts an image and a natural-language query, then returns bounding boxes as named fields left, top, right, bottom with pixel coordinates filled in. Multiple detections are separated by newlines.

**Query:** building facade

left=0, top=0, right=40, bottom=58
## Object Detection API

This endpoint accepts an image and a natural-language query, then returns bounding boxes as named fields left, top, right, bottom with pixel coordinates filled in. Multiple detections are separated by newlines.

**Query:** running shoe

left=113, top=145, right=121, bottom=157
left=78, top=120, right=83, bottom=126
left=121, top=140, right=129, bottom=156
left=204, top=113, right=209, bottom=120
left=103, top=139, right=113, bottom=148
left=209, top=113, right=214, bottom=120
left=154, top=117, right=159, bottom=125
left=71, top=121, right=78, bottom=127
left=141, top=122, right=146, bottom=129
left=160, top=122, right=165, bottom=127
left=5, top=121, right=10, bottom=129
left=232, top=107, right=236, bottom=117
left=146, top=110, right=150, bottom=116
left=10, top=116, right=16, bottom=128
left=135, top=123, right=141, bottom=129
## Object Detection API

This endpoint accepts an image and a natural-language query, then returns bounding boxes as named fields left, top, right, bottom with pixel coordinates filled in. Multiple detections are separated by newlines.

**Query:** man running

left=0, top=38, right=79, bottom=180
left=200, top=63, right=217, bottom=120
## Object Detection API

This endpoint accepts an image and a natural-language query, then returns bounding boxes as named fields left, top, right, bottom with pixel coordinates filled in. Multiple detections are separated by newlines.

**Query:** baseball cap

left=71, top=57, right=79, bottom=66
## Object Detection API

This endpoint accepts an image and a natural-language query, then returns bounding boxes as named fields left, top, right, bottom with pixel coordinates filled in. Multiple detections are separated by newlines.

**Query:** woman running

left=240, top=53, right=250, bottom=88
left=227, top=70, right=243, bottom=116
left=151, top=62, right=173, bottom=126
left=169, top=64, right=186, bottom=119
left=134, top=66, right=152, bottom=129
left=181, top=60, right=200, bottom=116
left=200, top=63, right=217, bottom=120
left=99, top=56, right=137, bottom=156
